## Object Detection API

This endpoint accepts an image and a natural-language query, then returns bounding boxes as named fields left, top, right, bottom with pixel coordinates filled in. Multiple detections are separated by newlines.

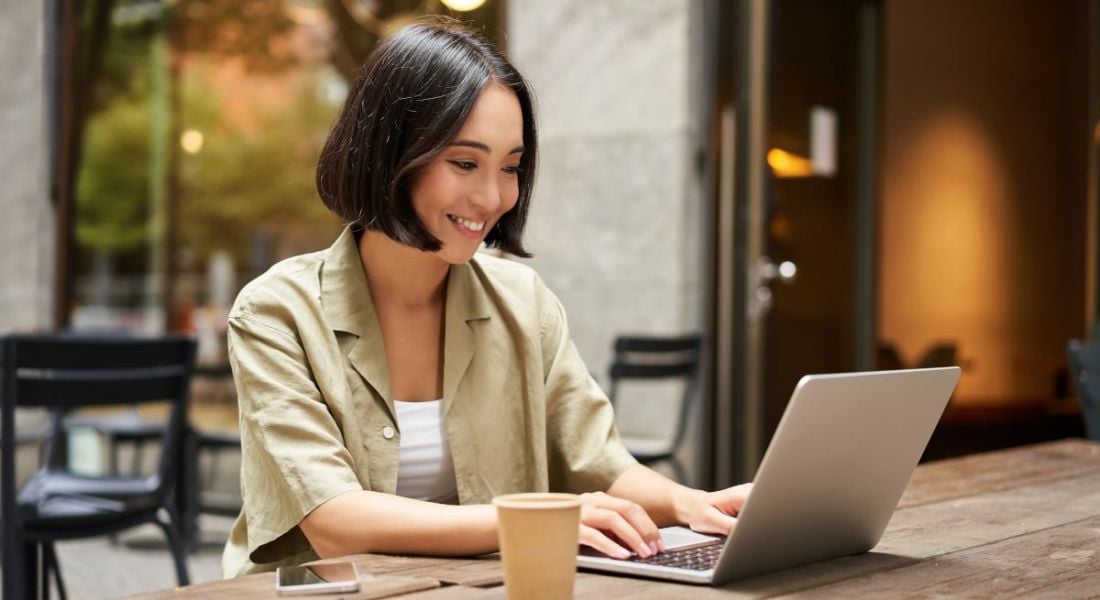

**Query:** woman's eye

left=449, top=160, right=477, bottom=171
left=502, top=165, right=520, bottom=176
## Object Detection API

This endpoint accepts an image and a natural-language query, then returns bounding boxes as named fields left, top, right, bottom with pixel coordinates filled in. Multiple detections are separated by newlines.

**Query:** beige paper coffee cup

left=493, top=493, right=582, bottom=600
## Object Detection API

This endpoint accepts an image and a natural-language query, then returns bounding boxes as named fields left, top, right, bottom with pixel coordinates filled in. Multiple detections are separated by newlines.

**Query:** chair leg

left=21, top=539, right=40, bottom=600
left=44, top=541, right=68, bottom=600
left=154, top=514, right=192, bottom=586
left=41, top=542, right=51, bottom=600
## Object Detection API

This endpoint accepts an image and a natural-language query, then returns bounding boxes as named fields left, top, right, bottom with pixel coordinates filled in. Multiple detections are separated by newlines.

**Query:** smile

left=447, top=215, right=486, bottom=233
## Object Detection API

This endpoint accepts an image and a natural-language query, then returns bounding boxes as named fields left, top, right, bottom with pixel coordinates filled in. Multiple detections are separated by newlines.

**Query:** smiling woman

left=222, top=17, right=752, bottom=579
left=406, top=86, right=526, bottom=263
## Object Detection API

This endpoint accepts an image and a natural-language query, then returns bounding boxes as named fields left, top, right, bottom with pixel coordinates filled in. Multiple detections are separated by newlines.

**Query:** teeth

left=451, top=216, right=485, bottom=232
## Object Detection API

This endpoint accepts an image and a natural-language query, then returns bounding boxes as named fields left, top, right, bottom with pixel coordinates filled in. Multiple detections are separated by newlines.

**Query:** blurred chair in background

left=876, top=343, right=905, bottom=371
left=1066, top=339, right=1100, bottom=441
left=45, top=332, right=241, bottom=550
left=875, top=341, right=958, bottom=371
left=607, top=335, right=702, bottom=483
left=1, top=335, right=196, bottom=599
left=915, top=343, right=958, bottom=369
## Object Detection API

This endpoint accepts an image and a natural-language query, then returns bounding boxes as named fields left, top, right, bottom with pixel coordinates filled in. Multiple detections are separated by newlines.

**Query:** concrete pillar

left=0, top=0, right=55, bottom=332
left=507, top=1, right=704, bottom=457
left=508, top=1, right=702, bottom=374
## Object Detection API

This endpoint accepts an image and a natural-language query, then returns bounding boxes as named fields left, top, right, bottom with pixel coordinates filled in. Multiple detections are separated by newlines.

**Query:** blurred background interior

left=2, top=0, right=1100, bottom=597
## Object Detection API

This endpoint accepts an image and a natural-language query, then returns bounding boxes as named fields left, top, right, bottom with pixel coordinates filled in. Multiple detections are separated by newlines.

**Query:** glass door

left=706, top=0, right=880, bottom=485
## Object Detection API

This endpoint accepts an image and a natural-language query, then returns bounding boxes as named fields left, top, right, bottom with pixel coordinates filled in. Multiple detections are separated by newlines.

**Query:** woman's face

left=410, top=83, right=525, bottom=265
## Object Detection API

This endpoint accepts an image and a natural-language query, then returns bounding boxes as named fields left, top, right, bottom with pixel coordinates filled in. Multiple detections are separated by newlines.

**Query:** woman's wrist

left=672, top=486, right=707, bottom=525
left=463, top=503, right=500, bottom=551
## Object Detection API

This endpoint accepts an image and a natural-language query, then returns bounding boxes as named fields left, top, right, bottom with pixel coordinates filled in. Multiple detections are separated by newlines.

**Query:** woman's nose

left=470, top=175, right=503, bottom=213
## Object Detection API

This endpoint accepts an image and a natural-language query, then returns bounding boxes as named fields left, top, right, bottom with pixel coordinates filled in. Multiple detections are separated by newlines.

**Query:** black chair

left=58, top=361, right=241, bottom=550
left=607, top=335, right=702, bottom=483
left=1066, top=339, right=1100, bottom=441
left=1, top=334, right=196, bottom=600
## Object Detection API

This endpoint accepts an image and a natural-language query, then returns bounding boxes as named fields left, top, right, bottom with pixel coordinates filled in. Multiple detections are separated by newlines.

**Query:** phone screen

left=277, top=562, right=359, bottom=591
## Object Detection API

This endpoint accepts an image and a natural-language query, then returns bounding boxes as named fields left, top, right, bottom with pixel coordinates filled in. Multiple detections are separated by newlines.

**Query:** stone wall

left=0, top=0, right=54, bottom=333
left=507, top=1, right=704, bottom=454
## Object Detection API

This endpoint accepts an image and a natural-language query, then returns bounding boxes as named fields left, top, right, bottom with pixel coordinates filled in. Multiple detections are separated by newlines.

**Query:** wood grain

left=776, top=515, right=1100, bottom=598
left=122, top=572, right=440, bottom=600
left=899, top=439, right=1100, bottom=508
left=340, top=553, right=505, bottom=587
left=880, top=470, right=1100, bottom=558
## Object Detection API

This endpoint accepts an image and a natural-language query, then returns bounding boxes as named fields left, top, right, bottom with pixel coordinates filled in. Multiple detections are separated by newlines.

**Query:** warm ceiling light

left=441, top=0, right=486, bottom=11
left=180, top=129, right=204, bottom=154
left=767, top=148, right=813, bottom=178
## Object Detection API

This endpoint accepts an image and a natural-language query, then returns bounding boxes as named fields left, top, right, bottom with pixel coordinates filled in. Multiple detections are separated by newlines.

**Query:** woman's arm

left=300, top=490, right=497, bottom=558
left=300, top=487, right=668, bottom=560
left=608, top=464, right=753, bottom=535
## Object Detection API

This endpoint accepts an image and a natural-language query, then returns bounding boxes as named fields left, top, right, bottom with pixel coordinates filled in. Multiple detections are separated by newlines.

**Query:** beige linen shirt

left=222, top=227, right=637, bottom=577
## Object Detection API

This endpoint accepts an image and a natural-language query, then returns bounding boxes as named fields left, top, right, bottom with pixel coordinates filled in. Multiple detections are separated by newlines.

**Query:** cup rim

left=491, top=492, right=582, bottom=510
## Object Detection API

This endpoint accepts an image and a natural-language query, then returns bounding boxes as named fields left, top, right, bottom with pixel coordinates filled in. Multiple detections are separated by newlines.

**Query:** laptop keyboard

left=626, top=541, right=724, bottom=571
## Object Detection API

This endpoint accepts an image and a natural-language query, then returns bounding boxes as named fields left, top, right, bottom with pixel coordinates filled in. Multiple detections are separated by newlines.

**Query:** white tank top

left=393, top=399, right=459, bottom=504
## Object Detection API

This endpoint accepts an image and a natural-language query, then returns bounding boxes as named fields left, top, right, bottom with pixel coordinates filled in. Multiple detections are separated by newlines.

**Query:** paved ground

left=45, top=515, right=234, bottom=599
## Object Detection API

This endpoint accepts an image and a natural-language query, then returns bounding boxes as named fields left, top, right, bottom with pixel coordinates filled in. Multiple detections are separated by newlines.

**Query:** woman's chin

left=437, top=244, right=482, bottom=265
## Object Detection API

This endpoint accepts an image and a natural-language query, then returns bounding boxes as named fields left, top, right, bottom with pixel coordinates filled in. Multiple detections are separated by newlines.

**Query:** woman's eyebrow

left=451, top=139, right=525, bottom=155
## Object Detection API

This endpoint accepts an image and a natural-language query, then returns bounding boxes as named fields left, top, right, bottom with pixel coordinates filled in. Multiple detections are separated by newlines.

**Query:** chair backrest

left=1067, top=339, right=1100, bottom=440
left=607, top=335, right=702, bottom=450
left=1, top=334, right=197, bottom=513
left=916, top=343, right=957, bottom=369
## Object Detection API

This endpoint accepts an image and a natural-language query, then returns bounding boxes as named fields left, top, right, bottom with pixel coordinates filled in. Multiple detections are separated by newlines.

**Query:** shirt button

left=382, top=426, right=395, bottom=440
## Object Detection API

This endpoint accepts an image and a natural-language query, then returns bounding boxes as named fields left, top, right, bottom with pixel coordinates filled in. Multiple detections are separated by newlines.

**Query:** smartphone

left=275, top=562, right=360, bottom=595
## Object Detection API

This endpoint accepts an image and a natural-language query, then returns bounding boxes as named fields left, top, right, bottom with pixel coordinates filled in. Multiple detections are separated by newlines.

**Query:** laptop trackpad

left=660, top=526, right=723, bottom=550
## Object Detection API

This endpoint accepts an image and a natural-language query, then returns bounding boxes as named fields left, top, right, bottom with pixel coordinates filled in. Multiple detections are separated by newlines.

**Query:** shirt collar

left=320, top=225, right=493, bottom=407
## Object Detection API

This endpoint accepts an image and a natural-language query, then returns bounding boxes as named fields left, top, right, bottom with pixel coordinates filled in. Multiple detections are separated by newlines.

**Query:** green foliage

left=175, top=59, right=343, bottom=267
left=76, top=92, right=155, bottom=252
left=74, top=12, right=158, bottom=256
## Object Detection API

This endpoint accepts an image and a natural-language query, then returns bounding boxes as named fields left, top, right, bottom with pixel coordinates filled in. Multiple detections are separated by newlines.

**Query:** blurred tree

left=76, top=94, right=154, bottom=253
left=73, top=7, right=160, bottom=258
left=174, top=0, right=300, bottom=73
left=174, top=60, right=342, bottom=270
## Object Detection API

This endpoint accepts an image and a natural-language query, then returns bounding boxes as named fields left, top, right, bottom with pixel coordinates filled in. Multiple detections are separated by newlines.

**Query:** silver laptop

left=577, top=367, right=961, bottom=585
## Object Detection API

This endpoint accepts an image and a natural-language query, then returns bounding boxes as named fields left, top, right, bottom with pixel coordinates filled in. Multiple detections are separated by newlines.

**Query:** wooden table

left=129, top=439, right=1100, bottom=598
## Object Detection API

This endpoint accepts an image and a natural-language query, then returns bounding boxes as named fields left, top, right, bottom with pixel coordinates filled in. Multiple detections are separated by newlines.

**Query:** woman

left=223, top=19, right=751, bottom=578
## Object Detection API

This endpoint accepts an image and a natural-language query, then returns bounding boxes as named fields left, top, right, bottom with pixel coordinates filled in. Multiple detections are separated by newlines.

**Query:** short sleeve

left=228, top=313, right=363, bottom=565
left=537, top=280, right=638, bottom=493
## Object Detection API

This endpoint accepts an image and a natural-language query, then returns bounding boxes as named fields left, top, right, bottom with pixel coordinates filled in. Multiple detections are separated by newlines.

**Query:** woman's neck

left=358, top=230, right=450, bottom=309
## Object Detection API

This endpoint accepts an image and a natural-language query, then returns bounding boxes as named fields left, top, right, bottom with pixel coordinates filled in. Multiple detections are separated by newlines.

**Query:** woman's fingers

left=708, top=483, right=753, bottom=515
left=596, top=494, right=662, bottom=550
left=579, top=492, right=661, bottom=556
left=583, top=507, right=652, bottom=557
left=578, top=524, right=631, bottom=559
left=694, top=505, right=737, bottom=535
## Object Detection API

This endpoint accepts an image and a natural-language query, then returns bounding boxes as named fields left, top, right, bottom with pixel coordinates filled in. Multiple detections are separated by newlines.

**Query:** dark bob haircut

left=316, top=19, right=537, bottom=258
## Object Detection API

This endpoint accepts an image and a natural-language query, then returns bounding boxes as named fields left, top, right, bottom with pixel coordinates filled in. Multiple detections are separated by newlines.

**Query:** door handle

left=748, top=257, right=797, bottom=322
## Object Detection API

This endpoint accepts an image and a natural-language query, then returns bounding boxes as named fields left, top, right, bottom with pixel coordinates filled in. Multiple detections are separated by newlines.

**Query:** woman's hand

left=679, top=483, right=753, bottom=535
left=577, top=491, right=664, bottom=559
